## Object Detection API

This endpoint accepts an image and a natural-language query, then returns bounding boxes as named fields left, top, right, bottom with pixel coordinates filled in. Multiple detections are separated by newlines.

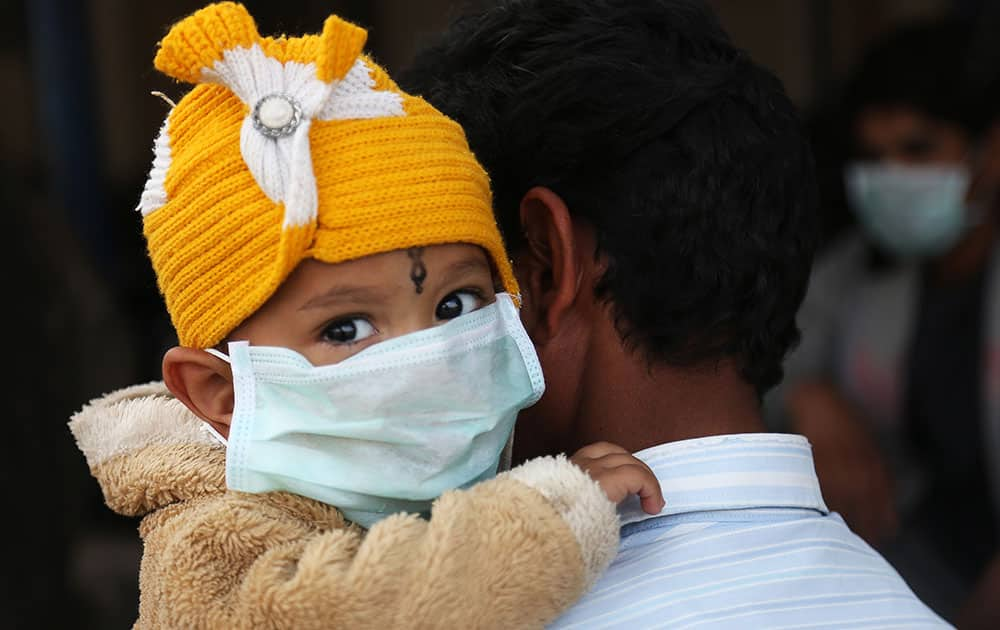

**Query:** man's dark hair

left=400, top=0, right=818, bottom=394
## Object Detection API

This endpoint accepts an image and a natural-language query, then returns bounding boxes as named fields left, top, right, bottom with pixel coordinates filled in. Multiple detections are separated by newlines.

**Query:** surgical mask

left=845, top=163, right=973, bottom=259
left=206, top=293, right=544, bottom=528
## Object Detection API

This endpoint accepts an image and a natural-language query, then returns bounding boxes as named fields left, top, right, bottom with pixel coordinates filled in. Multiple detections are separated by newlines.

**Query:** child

left=69, top=3, right=663, bottom=629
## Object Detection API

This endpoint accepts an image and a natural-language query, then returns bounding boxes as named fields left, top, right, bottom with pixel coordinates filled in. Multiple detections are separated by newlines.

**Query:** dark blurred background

left=1, top=0, right=995, bottom=627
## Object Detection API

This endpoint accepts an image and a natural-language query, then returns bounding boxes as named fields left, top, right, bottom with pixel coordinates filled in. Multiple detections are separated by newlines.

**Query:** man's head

left=402, top=0, right=818, bottom=456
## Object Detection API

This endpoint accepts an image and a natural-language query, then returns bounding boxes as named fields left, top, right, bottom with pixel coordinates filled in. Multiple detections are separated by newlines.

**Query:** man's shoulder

left=552, top=510, right=949, bottom=628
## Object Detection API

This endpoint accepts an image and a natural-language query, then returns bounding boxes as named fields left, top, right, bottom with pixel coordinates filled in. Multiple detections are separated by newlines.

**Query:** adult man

left=401, top=0, right=946, bottom=626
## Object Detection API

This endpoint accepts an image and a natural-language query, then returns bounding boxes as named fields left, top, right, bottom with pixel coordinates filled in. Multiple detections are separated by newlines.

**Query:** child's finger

left=631, top=469, right=665, bottom=515
left=589, top=453, right=658, bottom=479
left=609, top=465, right=665, bottom=513
left=638, top=482, right=666, bottom=515
left=572, top=441, right=630, bottom=460
left=585, top=454, right=661, bottom=497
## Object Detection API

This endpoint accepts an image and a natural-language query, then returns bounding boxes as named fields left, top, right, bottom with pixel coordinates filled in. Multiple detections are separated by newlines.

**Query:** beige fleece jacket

left=70, top=382, right=620, bottom=629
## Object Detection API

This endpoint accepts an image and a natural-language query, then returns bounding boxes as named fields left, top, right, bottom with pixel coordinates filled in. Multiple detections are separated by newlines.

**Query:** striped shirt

left=551, top=433, right=949, bottom=629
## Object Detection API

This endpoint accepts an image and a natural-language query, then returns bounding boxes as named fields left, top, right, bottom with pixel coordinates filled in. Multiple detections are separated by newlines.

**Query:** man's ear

left=518, top=186, right=584, bottom=344
left=162, top=346, right=235, bottom=438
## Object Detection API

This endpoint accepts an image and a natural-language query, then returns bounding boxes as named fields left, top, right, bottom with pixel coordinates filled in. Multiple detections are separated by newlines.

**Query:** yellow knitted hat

left=138, top=2, right=518, bottom=348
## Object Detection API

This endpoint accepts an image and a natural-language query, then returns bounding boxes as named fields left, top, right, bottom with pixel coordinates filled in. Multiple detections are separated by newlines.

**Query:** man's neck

left=572, top=335, right=765, bottom=454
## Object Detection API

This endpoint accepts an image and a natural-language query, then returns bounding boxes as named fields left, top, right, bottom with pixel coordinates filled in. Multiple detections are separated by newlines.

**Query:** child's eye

left=436, top=290, right=483, bottom=321
left=321, top=317, right=376, bottom=345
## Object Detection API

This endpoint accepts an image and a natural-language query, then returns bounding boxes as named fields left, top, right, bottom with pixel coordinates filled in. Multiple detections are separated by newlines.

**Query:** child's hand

left=570, top=442, right=665, bottom=515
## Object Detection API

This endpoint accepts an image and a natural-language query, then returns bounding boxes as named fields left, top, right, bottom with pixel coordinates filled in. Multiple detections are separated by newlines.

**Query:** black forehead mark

left=407, top=247, right=427, bottom=294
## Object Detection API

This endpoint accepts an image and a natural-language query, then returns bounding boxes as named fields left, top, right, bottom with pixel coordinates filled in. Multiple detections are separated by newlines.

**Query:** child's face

left=227, top=243, right=497, bottom=365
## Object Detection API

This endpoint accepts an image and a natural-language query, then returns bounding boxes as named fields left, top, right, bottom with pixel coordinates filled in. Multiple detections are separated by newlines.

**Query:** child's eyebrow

left=442, top=258, right=491, bottom=278
left=299, top=286, right=390, bottom=311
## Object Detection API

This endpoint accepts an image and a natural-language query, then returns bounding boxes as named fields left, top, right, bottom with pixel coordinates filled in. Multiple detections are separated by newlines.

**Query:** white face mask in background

left=845, top=162, right=975, bottom=259
left=207, top=293, right=544, bottom=528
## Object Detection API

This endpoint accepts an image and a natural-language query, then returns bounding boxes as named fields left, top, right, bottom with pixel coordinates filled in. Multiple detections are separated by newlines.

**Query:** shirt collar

left=618, top=433, right=829, bottom=526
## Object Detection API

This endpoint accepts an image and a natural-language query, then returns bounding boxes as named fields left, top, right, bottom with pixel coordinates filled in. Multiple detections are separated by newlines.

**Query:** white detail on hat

left=137, top=117, right=172, bottom=217
left=196, top=44, right=405, bottom=228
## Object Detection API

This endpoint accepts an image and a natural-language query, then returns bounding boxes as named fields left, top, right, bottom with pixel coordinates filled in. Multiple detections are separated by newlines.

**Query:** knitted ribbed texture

left=141, top=2, right=518, bottom=348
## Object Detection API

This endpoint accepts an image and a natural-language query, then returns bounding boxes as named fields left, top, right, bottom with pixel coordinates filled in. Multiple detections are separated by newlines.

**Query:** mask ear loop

left=498, top=427, right=516, bottom=473
left=200, top=423, right=229, bottom=447
left=205, top=347, right=231, bottom=363
left=200, top=347, right=231, bottom=446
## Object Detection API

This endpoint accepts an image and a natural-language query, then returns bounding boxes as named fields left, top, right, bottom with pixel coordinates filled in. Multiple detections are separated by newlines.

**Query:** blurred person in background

left=773, top=16, right=1000, bottom=627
